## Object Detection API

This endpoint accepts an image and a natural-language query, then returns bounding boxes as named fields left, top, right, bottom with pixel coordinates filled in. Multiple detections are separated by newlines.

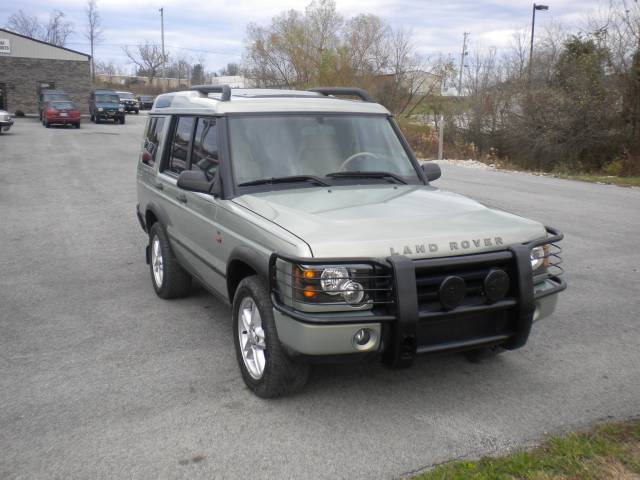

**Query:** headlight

left=298, top=265, right=370, bottom=306
left=98, top=107, right=104, bottom=112
left=530, top=245, right=549, bottom=271
left=274, top=259, right=392, bottom=312
left=119, top=107, right=124, bottom=112
left=320, top=267, right=349, bottom=294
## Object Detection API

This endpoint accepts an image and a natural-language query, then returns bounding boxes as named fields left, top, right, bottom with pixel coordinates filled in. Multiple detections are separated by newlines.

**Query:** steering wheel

left=337, top=152, right=380, bottom=172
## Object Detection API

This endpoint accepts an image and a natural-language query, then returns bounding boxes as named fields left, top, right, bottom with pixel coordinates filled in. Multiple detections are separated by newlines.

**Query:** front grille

left=411, top=251, right=519, bottom=352
left=413, top=251, right=517, bottom=314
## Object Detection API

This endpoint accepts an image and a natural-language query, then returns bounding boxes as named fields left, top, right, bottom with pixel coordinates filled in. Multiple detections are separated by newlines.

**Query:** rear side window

left=142, top=117, right=166, bottom=167
left=166, top=116, right=195, bottom=174
left=191, top=118, right=218, bottom=178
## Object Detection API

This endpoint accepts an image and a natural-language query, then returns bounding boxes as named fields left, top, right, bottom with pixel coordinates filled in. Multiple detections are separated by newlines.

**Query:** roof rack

left=189, top=84, right=231, bottom=102
left=307, top=87, right=375, bottom=103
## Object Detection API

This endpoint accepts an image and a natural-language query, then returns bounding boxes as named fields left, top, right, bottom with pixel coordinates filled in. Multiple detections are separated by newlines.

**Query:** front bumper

left=0, top=120, right=13, bottom=131
left=97, top=111, right=124, bottom=121
left=270, top=227, right=566, bottom=365
left=46, top=117, right=79, bottom=125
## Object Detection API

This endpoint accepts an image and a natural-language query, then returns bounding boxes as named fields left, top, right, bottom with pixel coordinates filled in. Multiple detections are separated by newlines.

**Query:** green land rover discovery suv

left=136, top=85, right=566, bottom=398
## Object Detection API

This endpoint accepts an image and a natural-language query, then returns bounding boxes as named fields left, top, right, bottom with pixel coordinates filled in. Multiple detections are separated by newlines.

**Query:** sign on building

left=0, top=38, right=10, bottom=55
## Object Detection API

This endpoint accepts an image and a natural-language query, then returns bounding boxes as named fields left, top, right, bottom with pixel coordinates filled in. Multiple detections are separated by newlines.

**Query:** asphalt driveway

left=1, top=116, right=639, bottom=479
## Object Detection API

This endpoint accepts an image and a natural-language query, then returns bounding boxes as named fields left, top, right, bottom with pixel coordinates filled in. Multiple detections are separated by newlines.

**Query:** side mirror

left=421, top=162, right=441, bottom=182
left=177, top=169, right=213, bottom=194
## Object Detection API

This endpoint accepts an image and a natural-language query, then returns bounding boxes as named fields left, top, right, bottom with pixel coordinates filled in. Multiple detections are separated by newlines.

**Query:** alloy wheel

left=151, top=236, right=164, bottom=287
left=238, top=297, right=267, bottom=379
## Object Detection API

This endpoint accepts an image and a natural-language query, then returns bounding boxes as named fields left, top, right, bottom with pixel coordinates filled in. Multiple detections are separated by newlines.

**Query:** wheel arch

left=227, top=246, right=269, bottom=302
left=145, top=208, right=159, bottom=231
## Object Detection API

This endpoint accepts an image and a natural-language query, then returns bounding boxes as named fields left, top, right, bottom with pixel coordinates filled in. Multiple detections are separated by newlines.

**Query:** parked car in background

left=38, top=90, right=72, bottom=120
left=116, top=91, right=139, bottom=114
left=42, top=101, right=81, bottom=129
left=0, top=109, right=13, bottom=134
left=89, top=89, right=125, bottom=124
left=137, top=95, right=155, bottom=110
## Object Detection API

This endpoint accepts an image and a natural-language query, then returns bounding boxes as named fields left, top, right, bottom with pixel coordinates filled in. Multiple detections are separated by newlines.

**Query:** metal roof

left=0, top=27, right=91, bottom=60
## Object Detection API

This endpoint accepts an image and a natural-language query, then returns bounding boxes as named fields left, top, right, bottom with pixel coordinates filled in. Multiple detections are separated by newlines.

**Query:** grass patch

left=555, top=174, right=640, bottom=187
left=415, top=420, right=640, bottom=480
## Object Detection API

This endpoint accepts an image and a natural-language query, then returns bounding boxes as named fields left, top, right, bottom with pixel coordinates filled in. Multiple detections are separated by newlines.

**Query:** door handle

left=176, top=193, right=187, bottom=203
left=152, top=181, right=163, bottom=190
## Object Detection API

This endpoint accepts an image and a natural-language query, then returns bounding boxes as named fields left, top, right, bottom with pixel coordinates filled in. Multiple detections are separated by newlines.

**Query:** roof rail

left=189, top=84, right=231, bottom=102
left=307, top=87, right=375, bottom=103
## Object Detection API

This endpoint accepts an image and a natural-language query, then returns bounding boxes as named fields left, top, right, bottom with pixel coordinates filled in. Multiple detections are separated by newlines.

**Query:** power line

left=64, top=41, right=238, bottom=56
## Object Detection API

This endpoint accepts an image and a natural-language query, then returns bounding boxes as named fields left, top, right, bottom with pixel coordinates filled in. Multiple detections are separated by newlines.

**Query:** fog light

left=352, top=328, right=376, bottom=351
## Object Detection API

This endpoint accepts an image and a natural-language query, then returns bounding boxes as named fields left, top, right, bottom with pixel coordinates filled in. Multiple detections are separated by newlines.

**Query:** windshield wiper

left=238, top=175, right=330, bottom=187
left=326, top=171, right=408, bottom=184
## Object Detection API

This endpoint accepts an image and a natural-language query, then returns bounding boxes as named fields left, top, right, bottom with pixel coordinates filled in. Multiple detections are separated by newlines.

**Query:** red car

left=42, top=101, right=81, bottom=128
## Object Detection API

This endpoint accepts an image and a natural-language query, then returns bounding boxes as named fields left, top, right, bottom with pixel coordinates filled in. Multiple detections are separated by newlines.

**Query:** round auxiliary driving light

left=352, top=328, right=376, bottom=351
left=320, top=266, right=349, bottom=295
left=342, top=280, right=365, bottom=305
left=484, top=269, right=510, bottom=303
left=439, top=275, right=466, bottom=311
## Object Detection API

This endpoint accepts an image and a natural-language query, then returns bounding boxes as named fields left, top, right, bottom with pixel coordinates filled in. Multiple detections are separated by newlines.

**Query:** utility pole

left=529, top=4, right=549, bottom=84
left=437, top=113, right=444, bottom=160
left=159, top=7, right=166, bottom=92
left=438, top=32, right=469, bottom=160
left=458, top=32, right=469, bottom=96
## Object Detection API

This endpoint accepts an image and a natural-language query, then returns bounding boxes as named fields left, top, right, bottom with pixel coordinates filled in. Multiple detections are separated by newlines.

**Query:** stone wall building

left=0, top=28, right=91, bottom=114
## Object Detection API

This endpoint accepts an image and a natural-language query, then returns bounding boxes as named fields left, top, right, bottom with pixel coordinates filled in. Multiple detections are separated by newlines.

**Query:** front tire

left=148, top=223, right=191, bottom=299
left=233, top=276, right=310, bottom=398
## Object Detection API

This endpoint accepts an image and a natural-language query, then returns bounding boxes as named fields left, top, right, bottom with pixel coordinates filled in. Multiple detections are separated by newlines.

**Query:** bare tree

left=219, top=62, right=240, bottom=76
left=343, top=14, right=389, bottom=79
left=124, top=43, right=168, bottom=85
left=95, top=59, right=118, bottom=81
left=6, top=9, right=74, bottom=47
left=84, top=0, right=104, bottom=82
left=44, top=10, right=74, bottom=47
left=168, top=52, right=192, bottom=85
left=6, top=10, right=42, bottom=38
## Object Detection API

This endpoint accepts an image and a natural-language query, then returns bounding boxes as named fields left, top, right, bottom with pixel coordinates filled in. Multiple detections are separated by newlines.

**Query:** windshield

left=118, top=92, right=135, bottom=99
left=96, top=94, right=120, bottom=103
left=50, top=102, right=75, bottom=110
left=44, top=93, right=69, bottom=101
left=229, top=115, right=420, bottom=186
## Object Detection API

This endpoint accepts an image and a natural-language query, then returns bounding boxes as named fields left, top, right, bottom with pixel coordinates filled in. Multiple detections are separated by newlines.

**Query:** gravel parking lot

left=1, top=115, right=639, bottom=480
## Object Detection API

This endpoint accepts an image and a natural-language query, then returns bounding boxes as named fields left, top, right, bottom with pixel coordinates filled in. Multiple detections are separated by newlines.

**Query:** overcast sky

left=1, top=0, right=604, bottom=73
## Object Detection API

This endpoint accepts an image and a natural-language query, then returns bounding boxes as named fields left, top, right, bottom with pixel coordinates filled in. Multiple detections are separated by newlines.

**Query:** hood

left=232, top=184, right=546, bottom=258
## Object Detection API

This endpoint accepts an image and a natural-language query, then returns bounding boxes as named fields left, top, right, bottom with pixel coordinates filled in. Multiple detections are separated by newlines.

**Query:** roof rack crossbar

left=307, top=87, right=375, bottom=103
left=189, top=84, right=231, bottom=102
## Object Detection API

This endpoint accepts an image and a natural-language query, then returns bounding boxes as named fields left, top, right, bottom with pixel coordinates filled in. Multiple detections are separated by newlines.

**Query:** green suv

left=136, top=85, right=566, bottom=397
left=89, top=89, right=125, bottom=124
